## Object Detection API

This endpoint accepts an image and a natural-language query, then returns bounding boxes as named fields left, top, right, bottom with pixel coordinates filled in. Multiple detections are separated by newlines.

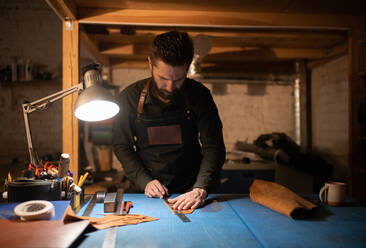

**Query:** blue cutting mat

left=77, top=194, right=261, bottom=248
left=229, top=197, right=366, bottom=248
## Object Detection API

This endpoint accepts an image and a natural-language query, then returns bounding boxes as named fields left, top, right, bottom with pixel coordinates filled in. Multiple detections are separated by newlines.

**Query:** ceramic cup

left=319, top=181, right=347, bottom=206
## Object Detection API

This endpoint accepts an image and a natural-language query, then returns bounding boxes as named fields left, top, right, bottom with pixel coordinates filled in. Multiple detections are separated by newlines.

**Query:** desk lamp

left=22, top=63, right=119, bottom=167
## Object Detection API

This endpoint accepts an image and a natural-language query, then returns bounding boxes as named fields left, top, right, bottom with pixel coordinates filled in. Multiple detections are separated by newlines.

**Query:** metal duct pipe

left=294, top=61, right=301, bottom=146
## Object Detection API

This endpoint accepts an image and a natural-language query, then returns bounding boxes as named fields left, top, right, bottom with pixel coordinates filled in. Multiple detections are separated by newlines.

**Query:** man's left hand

left=167, top=188, right=207, bottom=210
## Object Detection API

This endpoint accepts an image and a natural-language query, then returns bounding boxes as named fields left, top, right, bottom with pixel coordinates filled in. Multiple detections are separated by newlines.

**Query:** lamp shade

left=74, top=84, right=119, bottom=122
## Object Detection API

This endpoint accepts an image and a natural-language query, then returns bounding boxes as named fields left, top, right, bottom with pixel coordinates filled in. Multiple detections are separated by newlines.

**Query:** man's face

left=148, top=57, right=188, bottom=101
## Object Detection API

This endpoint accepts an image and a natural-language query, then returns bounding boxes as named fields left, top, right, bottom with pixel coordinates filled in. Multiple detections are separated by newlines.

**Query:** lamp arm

left=23, top=83, right=83, bottom=114
left=22, top=83, right=84, bottom=166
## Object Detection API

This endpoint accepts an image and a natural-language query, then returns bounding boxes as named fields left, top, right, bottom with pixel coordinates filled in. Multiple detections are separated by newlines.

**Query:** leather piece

left=147, top=125, right=182, bottom=145
left=163, top=199, right=195, bottom=214
left=0, top=219, right=89, bottom=248
left=250, top=179, right=317, bottom=219
left=63, top=205, right=158, bottom=230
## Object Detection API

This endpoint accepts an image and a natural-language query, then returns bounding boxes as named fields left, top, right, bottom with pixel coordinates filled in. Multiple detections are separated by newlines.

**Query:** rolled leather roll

left=249, top=179, right=317, bottom=219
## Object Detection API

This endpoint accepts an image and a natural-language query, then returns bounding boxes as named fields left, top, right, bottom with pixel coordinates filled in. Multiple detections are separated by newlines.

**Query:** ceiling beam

left=77, top=8, right=363, bottom=29
left=45, top=0, right=77, bottom=20
left=105, top=47, right=326, bottom=61
left=80, top=31, right=109, bottom=65
left=100, top=44, right=134, bottom=55
left=90, top=31, right=345, bottom=42
left=110, top=59, right=149, bottom=69
left=307, top=42, right=348, bottom=69
left=131, top=29, right=345, bottom=41
left=204, top=48, right=325, bottom=61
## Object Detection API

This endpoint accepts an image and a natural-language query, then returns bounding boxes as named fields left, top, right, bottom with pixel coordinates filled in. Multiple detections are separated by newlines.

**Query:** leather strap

left=137, top=79, right=191, bottom=117
left=137, top=80, right=150, bottom=115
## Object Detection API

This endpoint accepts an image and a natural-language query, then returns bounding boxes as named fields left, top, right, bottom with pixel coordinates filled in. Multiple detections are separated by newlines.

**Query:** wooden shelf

left=223, top=160, right=275, bottom=171
left=359, top=70, right=366, bottom=77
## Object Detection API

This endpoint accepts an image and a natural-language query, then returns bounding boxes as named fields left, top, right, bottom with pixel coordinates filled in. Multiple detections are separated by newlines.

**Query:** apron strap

left=137, top=80, right=150, bottom=115
left=137, top=79, right=191, bottom=117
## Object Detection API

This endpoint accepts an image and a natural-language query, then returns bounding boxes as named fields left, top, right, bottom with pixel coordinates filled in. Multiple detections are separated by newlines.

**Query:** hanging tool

left=163, top=197, right=191, bottom=223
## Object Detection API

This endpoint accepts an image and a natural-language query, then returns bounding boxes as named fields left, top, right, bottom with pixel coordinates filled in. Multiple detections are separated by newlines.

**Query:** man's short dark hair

left=150, top=31, right=194, bottom=67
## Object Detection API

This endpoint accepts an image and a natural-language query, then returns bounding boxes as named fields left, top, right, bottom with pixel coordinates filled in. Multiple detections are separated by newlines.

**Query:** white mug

left=319, top=181, right=347, bottom=206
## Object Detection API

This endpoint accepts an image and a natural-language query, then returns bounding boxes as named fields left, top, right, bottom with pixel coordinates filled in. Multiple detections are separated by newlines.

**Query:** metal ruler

left=163, top=197, right=191, bottom=223
left=102, top=189, right=123, bottom=248
left=82, top=194, right=97, bottom=216
left=82, top=191, right=106, bottom=216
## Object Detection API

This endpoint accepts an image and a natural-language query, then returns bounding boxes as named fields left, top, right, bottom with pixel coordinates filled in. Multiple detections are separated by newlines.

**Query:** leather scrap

left=249, top=179, right=318, bottom=219
left=163, top=200, right=195, bottom=214
left=62, top=205, right=158, bottom=230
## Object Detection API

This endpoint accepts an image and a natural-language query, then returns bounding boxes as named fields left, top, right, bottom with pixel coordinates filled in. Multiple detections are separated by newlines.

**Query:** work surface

left=2, top=194, right=366, bottom=247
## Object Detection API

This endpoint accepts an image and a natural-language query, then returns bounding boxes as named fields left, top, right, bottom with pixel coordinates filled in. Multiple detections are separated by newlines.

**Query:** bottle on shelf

left=17, top=58, right=25, bottom=82
left=25, top=59, right=33, bottom=81
left=11, top=57, right=17, bottom=82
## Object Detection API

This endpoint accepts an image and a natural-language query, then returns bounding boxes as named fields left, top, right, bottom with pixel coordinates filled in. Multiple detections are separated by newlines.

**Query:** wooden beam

left=132, top=29, right=346, bottom=40
left=90, top=30, right=346, bottom=51
left=72, top=0, right=366, bottom=15
left=307, top=42, right=348, bottom=69
left=45, top=0, right=77, bottom=20
left=101, top=44, right=134, bottom=55
left=62, top=20, right=79, bottom=182
left=110, top=59, right=148, bottom=69
left=271, top=48, right=324, bottom=59
left=107, top=27, right=122, bottom=35
left=78, top=8, right=363, bottom=28
left=80, top=31, right=109, bottom=65
left=204, top=48, right=325, bottom=61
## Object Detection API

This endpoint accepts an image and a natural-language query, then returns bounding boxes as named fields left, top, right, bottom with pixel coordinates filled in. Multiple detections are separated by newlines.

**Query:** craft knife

left=163, top=197, right=191, bottom=223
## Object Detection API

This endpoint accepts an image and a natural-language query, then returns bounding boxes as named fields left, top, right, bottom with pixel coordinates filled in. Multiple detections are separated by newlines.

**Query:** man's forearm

left=192, top=143, right=226, bottom=191
left=114, top=145, right=152, bottom=191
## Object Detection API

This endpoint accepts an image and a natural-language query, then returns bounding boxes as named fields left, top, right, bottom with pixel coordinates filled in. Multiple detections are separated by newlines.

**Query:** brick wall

left=0, top=81, right=62, bottom=165
left=311, top=55, right=349, bottom=180
left=0, top=0, right=62, bottom=166
left=0, top=0, right=61, bottom=75
left=113, top=68, right=295, bottom=152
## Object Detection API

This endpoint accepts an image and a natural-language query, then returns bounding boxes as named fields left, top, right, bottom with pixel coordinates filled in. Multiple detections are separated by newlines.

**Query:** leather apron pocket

left=147, top=124, right=182, bottom=145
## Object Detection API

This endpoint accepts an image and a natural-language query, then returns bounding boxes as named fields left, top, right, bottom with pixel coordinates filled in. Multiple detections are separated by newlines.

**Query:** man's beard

left=151, top=74, right=181, bottom=101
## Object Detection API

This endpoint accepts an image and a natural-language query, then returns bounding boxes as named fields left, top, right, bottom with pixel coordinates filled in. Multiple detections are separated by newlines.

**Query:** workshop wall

left=113, top=68, right=295, bottom=152
left=311, top=55, right=349, bottom=180
left=0, top=0, right=62, bottom=76
left=0, top=0, right=62, bottom=166
left=0, top=82, right=62, bottom=165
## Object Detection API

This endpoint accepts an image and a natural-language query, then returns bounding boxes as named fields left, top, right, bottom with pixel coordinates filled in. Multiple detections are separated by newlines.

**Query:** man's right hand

left=144, top=179, right=169, bottom=198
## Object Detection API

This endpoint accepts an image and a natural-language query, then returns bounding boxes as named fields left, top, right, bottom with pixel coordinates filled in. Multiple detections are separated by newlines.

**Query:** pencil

left=78, top=172, right=89, bottom=187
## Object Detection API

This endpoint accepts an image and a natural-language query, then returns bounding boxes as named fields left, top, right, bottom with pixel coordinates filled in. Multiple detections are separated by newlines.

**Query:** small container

left=17, top=59, right=25, bottom=81
left=25, top=59, right=33, bottom=81
left=11, top=57, right=17, bottom=82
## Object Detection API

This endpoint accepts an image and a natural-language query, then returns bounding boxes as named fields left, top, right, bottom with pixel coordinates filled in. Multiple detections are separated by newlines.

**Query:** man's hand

left=167, top=188, right=207, bottom=210
left=144, top=179, right=169, bottom=198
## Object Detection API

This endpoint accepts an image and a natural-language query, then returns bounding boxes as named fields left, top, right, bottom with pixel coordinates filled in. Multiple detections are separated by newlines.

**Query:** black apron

left=134, top=80, right=202, bottom=193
